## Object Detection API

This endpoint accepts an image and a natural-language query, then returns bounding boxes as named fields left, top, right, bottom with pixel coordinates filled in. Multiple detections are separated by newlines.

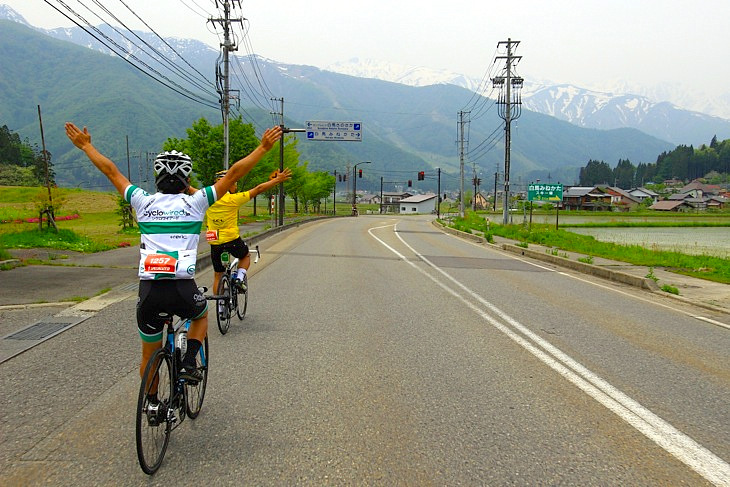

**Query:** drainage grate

left=6, top=322, right=72, bottom=341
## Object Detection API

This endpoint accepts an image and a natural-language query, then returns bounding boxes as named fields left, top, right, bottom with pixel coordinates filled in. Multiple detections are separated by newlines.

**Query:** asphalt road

left=1, top=215, right=728, bottom=485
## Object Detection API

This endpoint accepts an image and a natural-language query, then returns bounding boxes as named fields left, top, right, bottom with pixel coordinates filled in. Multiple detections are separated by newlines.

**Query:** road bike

left=135, top=312, right=209, bottom=475
left=213, top=245, right=259, bottom=334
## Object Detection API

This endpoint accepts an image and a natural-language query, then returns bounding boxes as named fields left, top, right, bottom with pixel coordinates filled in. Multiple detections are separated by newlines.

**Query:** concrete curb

left=433, top=219, right=658, bottom=291
left=498, top=243, right=660, bottom=291
left=432, top=220, right=730, bottom=315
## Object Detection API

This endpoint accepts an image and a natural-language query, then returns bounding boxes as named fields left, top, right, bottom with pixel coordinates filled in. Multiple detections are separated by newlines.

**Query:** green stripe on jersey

left=125, top=185, right=138, bottom=203
left=205, top=186, right=215, bottom=205
left=137, top=221, right=203, bottom=235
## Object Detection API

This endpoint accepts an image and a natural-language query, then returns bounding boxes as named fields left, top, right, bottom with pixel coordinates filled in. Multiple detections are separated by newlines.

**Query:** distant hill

left=327, top=59, right=730, bottom=146
left=0, top=17, right=674, bottom=193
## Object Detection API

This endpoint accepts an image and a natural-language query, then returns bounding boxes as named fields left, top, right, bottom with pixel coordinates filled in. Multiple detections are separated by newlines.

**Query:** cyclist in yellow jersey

left=206, top=167, right=292, bottom=303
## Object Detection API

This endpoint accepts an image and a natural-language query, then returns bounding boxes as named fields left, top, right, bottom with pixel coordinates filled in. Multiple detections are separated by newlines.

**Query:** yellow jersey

left=204, top=191, right=251, bottom=245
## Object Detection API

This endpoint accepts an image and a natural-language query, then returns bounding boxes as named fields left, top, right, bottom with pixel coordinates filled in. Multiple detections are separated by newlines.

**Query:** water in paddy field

left=521, top=214, right=730, bottom=259
left=566, top=227, right=729, bottom=259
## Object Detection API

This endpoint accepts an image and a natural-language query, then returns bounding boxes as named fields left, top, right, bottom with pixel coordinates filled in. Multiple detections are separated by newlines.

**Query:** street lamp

left=352, top=161, right=371, bottom=215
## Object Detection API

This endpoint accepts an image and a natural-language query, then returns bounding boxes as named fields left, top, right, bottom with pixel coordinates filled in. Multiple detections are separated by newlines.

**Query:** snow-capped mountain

left=2, top=4, right=729, bottom=147
left=326, top=58, right=730, bottom=147
left=327, top=58, right=484, bottom=93
left=0, top=4, right=26, bottom=25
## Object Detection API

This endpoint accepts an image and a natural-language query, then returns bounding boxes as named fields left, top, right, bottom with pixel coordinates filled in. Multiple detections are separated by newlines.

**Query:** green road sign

left=528, top=183, right=563, bottom=201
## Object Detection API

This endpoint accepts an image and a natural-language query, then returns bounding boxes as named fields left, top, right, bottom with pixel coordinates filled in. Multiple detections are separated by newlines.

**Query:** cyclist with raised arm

left=205, top=167, right=292, bottom=311
left=64, top=122, right=282, bottom=384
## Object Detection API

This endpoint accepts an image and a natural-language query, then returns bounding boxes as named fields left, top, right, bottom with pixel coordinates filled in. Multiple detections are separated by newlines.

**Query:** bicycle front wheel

left=236, top=275, right=248, bottom=320
left=136, top=348, right=172, bottom=475
left=216, top=274, right=232, bottom=335
left=185, top=335, right=209, bottom=419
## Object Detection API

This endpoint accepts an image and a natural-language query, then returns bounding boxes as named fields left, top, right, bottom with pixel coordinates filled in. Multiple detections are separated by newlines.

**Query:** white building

left=399, top=194, right=438, bottom=214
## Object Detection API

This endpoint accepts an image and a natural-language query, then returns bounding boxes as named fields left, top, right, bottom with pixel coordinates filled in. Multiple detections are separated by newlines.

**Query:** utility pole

left=437, top=168, right=441, bottom=219
left=457, top=110, right=469, bottom=217
left=210, top=0, right=243, bottom=169
left=493, top=38, right=523, bottom=225
left=126, top=135, right=131, bottom=180
left=494, top=170, right=499, bottom=211
left=271, top=97, right=305, bottom=226
left=333, top=170, right=338, bottom=215
left=37, top=105, right=57, bottom=231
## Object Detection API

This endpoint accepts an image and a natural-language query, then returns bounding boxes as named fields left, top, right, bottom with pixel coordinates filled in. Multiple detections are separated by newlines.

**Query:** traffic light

left=358, top=169, right=363, bottom=178
left=477, top=178, right=482, bottom=185
left=407, top=180, right=412, bottom=187
left=418, top=171, right=425, bottom=181
left=338, top=174, right=342, bottom=182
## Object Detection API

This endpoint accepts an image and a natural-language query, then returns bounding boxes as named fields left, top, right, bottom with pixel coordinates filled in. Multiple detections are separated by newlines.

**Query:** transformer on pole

left=492, top=38, right=523, bottom=225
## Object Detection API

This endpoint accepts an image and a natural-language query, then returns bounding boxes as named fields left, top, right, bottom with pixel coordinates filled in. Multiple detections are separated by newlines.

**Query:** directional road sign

left=306, top=121, right=362, bottom=142
left=528, top=183, right=563, bottom=201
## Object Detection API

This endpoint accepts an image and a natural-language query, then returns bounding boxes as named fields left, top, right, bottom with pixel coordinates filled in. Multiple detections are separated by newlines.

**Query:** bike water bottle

left=177, top=329, right=187, bottom=355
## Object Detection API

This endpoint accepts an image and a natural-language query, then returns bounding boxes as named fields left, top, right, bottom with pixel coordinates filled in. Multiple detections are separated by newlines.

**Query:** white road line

left=368, top=223, right=730, bottom=487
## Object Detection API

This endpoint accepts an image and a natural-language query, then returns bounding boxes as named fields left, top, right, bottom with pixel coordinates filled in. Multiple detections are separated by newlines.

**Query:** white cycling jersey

left=124, top=184, right=217, bottom=280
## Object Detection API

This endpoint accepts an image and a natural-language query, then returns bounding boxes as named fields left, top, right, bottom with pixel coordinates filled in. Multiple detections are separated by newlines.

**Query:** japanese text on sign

left=305, top=121, right=362, bottom=142
left=528, top=183, right=563, bottom=201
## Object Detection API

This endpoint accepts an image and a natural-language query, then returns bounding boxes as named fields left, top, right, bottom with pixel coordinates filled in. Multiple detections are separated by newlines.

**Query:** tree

left=0, top=125, right=46, bottom=186
left=163, top=116, right=259, bottom=187
left=579, top=159, right=612, bottom=186
left=613, top=159, right=635, bottom=189
left=164, top=118, right=306, bottom=216
left=297, top=171, right=335, bottom=212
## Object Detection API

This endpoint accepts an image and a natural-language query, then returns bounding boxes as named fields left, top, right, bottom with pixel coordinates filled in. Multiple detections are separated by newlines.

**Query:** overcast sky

left=5, top=0, right=730, bottom=100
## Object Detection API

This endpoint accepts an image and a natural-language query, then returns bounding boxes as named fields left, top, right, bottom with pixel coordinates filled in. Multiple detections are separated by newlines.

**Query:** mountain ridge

left=0, top=11, right=679, bottom=193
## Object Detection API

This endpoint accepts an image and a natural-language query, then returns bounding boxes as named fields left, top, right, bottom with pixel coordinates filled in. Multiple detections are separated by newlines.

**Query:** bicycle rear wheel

left=136, top=348, right=172, bottom=475
left=185, top=335, right=209, bottom=419
left=236, top=274, right=248, bottom=320
left=216, top=274, right=232, bottom=335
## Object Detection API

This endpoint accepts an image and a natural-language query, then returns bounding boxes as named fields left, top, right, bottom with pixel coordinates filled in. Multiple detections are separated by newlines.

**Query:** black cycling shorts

left=136, top=279, right=207, bottom=342
left=210, top=237, right=249, bottom=272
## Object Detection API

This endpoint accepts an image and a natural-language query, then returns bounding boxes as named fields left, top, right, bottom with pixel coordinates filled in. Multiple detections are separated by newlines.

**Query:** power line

left=45, top=0, right=219, bottom=108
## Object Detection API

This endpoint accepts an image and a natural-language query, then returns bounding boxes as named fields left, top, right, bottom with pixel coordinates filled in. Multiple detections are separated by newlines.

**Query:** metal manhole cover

left=6, top=322, right=71, bottom=341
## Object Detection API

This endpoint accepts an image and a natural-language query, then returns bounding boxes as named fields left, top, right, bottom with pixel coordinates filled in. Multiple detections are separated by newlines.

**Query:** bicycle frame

left=161, top=317, right=207, bottom=429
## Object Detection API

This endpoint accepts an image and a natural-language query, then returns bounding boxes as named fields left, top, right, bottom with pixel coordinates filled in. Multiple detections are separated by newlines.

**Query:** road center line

left=368, top=223, right=730, bottom=486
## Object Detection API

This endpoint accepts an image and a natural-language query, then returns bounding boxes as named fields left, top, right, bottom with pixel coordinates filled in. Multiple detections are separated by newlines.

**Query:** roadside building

left=473, top=192, right=489, bottom=210
left=380, top=191, right=412, bottom=214
left=399, top=194, right=438, bottom=214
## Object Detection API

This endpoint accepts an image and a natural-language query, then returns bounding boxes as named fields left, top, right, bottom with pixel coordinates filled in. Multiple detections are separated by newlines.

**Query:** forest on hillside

left=0, top=125, right=53, bottom=187
left=578, top=136, right=730, bottom=188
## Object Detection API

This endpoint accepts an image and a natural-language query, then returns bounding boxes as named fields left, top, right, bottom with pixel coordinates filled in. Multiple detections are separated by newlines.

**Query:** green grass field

left=0, top=185, right=345, bottom=252
left=446, top=211, right=730, bottom=284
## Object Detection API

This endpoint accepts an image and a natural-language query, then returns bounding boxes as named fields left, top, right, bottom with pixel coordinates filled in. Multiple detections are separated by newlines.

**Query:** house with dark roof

left=628, top=187, right=659, bottom=204
left=679, top=180, right=721, bottom=197
left=603, top=187, right=641, bottom=211
left=649, top=200, right=692, bottom=212
left=706, top=196, right=728, bottom=210
left=562, top=187, right=611, bottom=211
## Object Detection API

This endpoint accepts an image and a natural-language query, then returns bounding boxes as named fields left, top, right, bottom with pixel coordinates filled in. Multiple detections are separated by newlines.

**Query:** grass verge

left=0, top=229, right=115, bottom=253
left=446, top=213, right=730, bottom=285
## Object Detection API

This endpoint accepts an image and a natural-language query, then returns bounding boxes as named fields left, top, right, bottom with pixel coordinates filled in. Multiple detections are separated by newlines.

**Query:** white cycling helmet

left=154, top=150, right=193, bottom=178
left=154, top=150, right=192, bottom=193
